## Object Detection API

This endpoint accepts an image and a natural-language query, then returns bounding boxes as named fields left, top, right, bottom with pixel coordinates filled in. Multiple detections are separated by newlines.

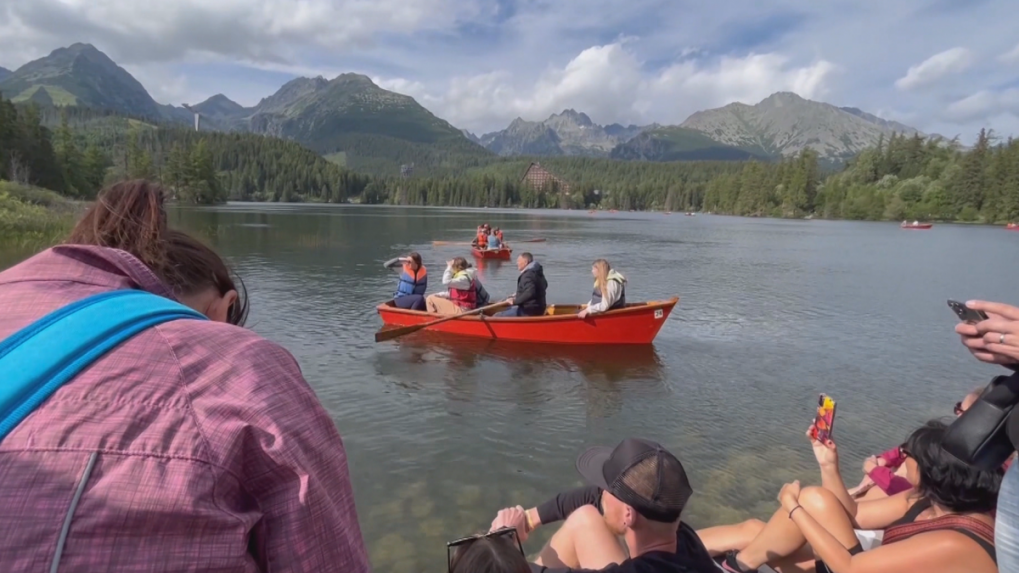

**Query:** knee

left=565, top=504, right=605, bottom=531
left=740, top=518, right=766, bottom=536
left=798, top=486, right=840, bottom=514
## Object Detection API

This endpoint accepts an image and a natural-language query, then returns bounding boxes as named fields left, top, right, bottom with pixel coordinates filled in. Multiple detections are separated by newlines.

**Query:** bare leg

left=736, top=486, right=861, bottom=570
left=697, top=519, right=766, bottom=556
left=534, top=505, right=627, bottom=570
left=426, top=295, right=464, bottom=315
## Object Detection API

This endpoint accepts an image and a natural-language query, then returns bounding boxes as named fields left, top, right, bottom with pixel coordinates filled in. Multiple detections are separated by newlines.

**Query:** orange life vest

left=477, top=232, right=488, bottom=248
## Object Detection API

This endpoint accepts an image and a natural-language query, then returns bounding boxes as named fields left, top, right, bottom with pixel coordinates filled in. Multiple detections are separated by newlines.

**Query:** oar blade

left=374, top=324, right=423, bottom=343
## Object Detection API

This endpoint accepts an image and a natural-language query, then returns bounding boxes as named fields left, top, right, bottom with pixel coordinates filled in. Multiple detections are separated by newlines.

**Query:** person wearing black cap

left=490, top=438, right=716, bottom=573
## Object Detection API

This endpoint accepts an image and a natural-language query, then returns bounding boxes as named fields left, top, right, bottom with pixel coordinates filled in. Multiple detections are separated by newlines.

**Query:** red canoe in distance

left=901, top=222, right=933, bottom=229
left=472, top=247, right=512, bottom=260
left=376, top=298, right=679, bottom=345
left=1007, top=224, right=1019, bottom=231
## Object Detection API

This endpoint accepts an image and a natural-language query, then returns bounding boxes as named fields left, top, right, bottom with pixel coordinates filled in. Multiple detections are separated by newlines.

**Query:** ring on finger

left=1001, top=333, right=1007, bottom=344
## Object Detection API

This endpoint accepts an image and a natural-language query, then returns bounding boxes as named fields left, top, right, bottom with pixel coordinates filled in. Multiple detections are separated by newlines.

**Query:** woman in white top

left=578, top=259, right=627, bottom=319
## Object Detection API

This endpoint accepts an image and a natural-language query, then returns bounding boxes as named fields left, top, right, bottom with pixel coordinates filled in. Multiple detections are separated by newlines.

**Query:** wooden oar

left=432, top=238, right=546, bottom=246
left=374, top=301, right=511, bottom=343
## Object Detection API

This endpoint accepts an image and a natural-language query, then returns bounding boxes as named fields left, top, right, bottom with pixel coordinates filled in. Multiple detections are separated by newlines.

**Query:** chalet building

left=520, top=162, right=571, bottom=193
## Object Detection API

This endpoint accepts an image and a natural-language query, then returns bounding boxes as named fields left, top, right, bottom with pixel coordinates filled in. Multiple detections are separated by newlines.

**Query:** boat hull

left=901, top=223, right=932, bottom=229
left=377, top=298, right=679, bottom=344
left=472, top=247, right=512, bottom=260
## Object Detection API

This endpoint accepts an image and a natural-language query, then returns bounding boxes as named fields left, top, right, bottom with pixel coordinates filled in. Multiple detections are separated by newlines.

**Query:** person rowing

left=426, top=257, right=491, bottom=315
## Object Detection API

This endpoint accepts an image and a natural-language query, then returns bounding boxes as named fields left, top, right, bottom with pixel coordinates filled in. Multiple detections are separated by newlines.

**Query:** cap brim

left=575, top=446, right=613, bottom=490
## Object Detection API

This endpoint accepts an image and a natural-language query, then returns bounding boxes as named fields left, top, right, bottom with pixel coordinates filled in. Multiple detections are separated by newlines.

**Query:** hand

left=446, top=260, right=454, bottom=268
left=778, top=480, right=802, bottom=511
left=505, top=295, right=515, bottom=303
left=806, top=427, right=839, bottom=470
left=490, top=506, right=528, bottom=543
left=862, top=456, right=879, bottom=474
left=956, top=301, right=1019, bottom=365
left=848, top=476, right=875, bottom=498
left=578, top=309, right=589, bottom=319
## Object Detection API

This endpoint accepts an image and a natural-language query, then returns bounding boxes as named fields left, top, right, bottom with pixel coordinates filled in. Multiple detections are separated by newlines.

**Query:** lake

left=5, top=204, right=1018, bottom=571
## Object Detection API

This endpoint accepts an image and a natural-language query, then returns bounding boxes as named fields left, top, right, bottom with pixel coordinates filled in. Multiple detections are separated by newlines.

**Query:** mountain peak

left=192, top=93, right=247, bottom=118
left=551, top=108, right=594, bottom=126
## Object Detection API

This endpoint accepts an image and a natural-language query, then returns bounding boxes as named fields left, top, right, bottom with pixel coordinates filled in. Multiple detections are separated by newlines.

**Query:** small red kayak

left=901, top=222, right=933, bottom=229
left=472, top=247, right=512, bottom=260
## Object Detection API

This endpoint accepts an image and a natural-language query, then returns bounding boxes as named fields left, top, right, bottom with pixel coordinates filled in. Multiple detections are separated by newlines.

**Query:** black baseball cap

left=575, top=438, right=693, bottom=523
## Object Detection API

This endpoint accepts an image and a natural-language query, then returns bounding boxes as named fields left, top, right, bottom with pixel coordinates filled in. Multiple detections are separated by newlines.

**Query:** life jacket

left=395, top=263, right=427, bottom=298
left=477, top=232, right=488, bottom=248
left=495, top=231, right=503, bottom=241
left=591, top=270, right=627, bottom=310
left=448, top=271, right=478, bottom=309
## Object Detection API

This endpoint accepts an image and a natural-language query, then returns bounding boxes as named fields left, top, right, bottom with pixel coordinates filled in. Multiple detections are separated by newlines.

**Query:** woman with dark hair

left=384, top=251, right=427, bottom=310
left=0, top=180, right=369, bottom=572
left=707, top=420, right=1000, bottom=573
left=448, top=528, right=530, bottom=573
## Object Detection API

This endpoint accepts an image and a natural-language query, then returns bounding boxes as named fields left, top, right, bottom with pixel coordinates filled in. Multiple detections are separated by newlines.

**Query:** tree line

left=11, top=98, right=1019, bottom=223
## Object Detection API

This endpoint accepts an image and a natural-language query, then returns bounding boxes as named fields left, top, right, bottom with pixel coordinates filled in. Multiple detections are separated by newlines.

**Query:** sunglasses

left=954, top=401, right=964, bottom=416
left=898, top=444, right=912, bottom=459
left=447, top=527, right=524, bottom=573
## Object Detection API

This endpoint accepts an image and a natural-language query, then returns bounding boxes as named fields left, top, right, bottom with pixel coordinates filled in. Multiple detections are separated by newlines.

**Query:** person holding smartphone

left=956, top=300, right=1019, bottom=572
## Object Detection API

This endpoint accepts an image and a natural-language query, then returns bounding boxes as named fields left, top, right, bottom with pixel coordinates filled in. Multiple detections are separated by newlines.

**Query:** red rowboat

left=1007, top=224, right=1019, bottom=231
left=472, top=247, right=512, bottom=260
left=901, top=222, right=933, bottom=229
left=376, top=298, right=679, bottom=345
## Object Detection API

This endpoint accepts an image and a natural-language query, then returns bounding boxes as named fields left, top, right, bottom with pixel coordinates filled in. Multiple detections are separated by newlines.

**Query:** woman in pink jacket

left=0, top=181, right=370, bottom=572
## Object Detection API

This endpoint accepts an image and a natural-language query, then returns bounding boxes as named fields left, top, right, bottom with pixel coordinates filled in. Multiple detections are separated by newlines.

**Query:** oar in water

left=432, top=238, right=546, bottom=246
left=374, top=300, right=511, bottom=343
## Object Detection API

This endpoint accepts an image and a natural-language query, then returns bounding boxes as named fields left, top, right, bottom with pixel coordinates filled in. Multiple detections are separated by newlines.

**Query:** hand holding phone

left=948, top=299, right=989, bottom=324
left=810, top=394, right=837, bottom=443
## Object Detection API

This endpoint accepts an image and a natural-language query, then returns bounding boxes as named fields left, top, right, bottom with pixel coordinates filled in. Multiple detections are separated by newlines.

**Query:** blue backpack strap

left=0, top=290, right=206, bottom=440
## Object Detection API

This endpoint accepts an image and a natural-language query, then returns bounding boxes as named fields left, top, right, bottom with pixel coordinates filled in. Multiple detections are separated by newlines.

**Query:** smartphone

left=948, top=300, right=988, bottom=324
left=810, top=394, right=837, bottom=443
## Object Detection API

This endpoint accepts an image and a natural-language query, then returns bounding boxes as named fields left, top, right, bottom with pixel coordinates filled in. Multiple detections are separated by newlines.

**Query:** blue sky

left=1, top=0, right=1017, bottom=139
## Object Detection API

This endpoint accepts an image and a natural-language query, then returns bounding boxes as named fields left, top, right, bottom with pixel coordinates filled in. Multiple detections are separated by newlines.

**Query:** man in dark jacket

left=495, top=252, right=547, bottom=317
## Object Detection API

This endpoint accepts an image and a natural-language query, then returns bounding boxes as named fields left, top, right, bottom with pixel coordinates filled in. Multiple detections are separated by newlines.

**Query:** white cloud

left=387, top=43, right=837, bottom=133
left=895, top=47, right=974, bottom=91
left=1000, top=43, right=1019, bottom=65
left=944, top=89, right=1019, bottom=123
left=0, top=0, right=480, bottom=67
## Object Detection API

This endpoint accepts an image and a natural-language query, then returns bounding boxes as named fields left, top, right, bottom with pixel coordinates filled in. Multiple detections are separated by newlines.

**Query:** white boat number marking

left=654, top=309, right=663, bottom=319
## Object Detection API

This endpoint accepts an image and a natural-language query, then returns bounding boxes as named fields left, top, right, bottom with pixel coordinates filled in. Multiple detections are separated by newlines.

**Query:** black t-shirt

left=532, top=486, right=717, bottom=573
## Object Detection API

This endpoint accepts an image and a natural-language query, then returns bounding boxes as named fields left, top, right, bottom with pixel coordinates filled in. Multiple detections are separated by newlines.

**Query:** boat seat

left=545, top=305, right=556, bottom=315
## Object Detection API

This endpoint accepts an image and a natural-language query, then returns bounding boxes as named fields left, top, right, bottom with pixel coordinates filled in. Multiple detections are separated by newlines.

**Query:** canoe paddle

left=432, top=238, right=546, bottom=246
left=374, top=300, right=512, bottom=343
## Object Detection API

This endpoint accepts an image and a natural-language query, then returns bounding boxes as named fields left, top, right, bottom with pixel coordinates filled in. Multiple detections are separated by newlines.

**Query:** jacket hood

left=522, top=261, right=543, bottom=274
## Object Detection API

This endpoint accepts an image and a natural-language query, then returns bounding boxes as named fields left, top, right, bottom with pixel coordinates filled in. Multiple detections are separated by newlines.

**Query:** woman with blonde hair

left=578, top=259, right=627, bottom=319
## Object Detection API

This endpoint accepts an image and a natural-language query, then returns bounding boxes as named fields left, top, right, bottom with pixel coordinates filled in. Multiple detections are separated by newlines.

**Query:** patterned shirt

left=0, top=246, right=371, bottom=572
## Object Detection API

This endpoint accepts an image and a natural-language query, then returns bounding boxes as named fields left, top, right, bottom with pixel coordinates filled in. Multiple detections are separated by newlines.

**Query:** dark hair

left=906, top=420, right=1002, bottom=513
left=408, top=252, right=423, bottom=268
left=518, top=252, right=533, bottom=263
left=166, top=231, right=249, bottom=325
left=450, top=536, right=529, bottom=573
left=67, top=180, right=248, bottom=326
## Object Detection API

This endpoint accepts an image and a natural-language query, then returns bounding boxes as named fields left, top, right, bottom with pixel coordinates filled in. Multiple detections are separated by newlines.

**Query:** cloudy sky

left=1, top=0, right=1017, bottom=139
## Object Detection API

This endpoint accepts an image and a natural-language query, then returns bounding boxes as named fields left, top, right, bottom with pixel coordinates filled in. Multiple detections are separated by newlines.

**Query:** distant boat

left=685, top=212, right=696, bottom=216
left=901, top=221, right=933, bottom=230
left=1007, top=223, right=1019, bottom=231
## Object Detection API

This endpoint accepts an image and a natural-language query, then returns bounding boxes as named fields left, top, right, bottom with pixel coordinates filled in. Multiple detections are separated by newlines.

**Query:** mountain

left=191, top=94, right=249, bottom=119
left=0, top=43, right=164, bottom=118
left=480, top=110, right=651, bottom=157
left=610, top=127, right=767, bottom=161
left=243, top=73, right=491, bottom=175
left=678, top=92, right=921, bottom=161
left=0, top=67, right=10, bottom=81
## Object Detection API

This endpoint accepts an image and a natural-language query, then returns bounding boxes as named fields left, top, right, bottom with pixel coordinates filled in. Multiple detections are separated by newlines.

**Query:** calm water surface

left=7, top=205, right=1019, bottom=571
